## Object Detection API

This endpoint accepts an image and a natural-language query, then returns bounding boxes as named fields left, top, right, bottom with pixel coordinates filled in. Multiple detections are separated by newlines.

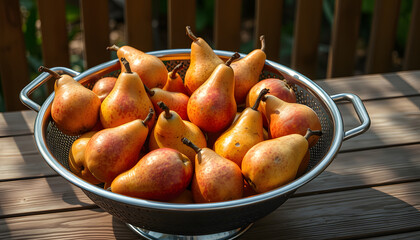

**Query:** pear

left=231, top=35, right=267, bottom=105
left=152, top=102, right=206, bottom=162
left=163, top=62, right=189, bottom=95
left=182, top=138, right=243, bottom=203
left=92, top=77, right=117, bottom=102
left=107, top=45, right=168, bottom=89
left=184, top=26, right=224, bottom=95
left=100, top=58, right=155, bottom=129
left=261, top=95, right=322, bottom=147
left=242, top=129, right=322, bottom=193
left=187, top=53, right=239, bottom=133
left=38, top=66, right=101, bottom=136
left=68, top=131, right=101, bottom=185
left=110, top=148, right=193, bottom=201
left=214, top=88, right=269, bottom=167
left=85, top=109, right=154, bottom=185
left=145, top=86, right=189, bottom=121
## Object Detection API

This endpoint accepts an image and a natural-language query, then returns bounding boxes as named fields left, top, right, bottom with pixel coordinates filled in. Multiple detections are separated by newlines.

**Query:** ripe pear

left=107, top=45, right=168, bottom=89
left=92, top=77, right=117, bottom=102
left=145, top=86, right=189, bottom=121
left=110, top=148, right=193, bottom=201
left=184, top=26, right=224, bottom=95
left=262, top=95, right=322, bottom=147
left=68, top=131, right=101, bottom=185
left=153, top=102, right=206, bottom=162
left=182, top=138, right=243, bottom=203
left=100, top=58, right=155, bottom=129
left=38, top=66, right=101, bottom=136
left=214, top=88, right=269, bottom=167
left=187, top=53, right=239, bottom=133
left=168, top=189, right=194, bottom=203
left=231, top=35, right=267, bottom=105
left=85, top=110, right=154, bottom=185
left=163, top=62, right=189, bottom=95
left=242, top=129, right=322, bottom=193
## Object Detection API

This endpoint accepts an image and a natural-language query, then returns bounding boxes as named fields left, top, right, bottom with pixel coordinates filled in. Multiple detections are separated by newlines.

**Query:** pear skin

left=68, top=131, right=101, bottom=185
left=184, top=26, right=224, bottom=95
left=163, top=62, right=189, bottom=95
left=146, top=87, right=189, bottom=121
left=100, top=58, right=155, bottom=129
left=107, top=45, right=168, bottom=89
left=231, top=35, right=266, bottom=105
left=39, top=66, right=101, bottom=136
left=92, top=77, right=117, bottom=102
left=111, top=148, right=193, bottom=201
left=182, top=138, right=243, bottom=203
left=187, top=53, right=239, bottom=133
left=85, top=111, right=153, bottom=185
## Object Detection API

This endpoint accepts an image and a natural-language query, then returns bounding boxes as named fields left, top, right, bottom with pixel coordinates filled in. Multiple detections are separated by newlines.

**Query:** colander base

left=126, top=222, right=253, bottom=240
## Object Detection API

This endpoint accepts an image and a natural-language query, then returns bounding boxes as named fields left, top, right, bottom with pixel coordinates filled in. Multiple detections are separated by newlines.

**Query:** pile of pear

left=39, top=26, right=322, bottom=204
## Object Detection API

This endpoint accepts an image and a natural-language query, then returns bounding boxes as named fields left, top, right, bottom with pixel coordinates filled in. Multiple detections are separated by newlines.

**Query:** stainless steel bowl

left=20, top=49, right=370, bottom=239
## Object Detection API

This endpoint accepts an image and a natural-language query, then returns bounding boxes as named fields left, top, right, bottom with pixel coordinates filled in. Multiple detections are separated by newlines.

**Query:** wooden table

left=1, top=71, right=420, bottom=239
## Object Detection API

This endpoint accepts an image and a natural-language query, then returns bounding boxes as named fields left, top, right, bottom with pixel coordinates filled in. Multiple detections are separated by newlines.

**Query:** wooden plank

left=1, top=181, right=418, bottom=239
left=254, top=0, right=283, bottom=61
left=242, top=181, right=420, bottom=239
left=124, top=0, right=153, bottom=52
left=37, top=0, right=70, bottom=93
left=298, top=144, right=420, bottom=195
left=214, top=0, right=242, bottom=52
left=403, top=0, right=420, bottom=70
left=365, top=231, right=420, bottom=239
left=291, top=0, right=323, bottom=80
left=0, top=0, right=29, bottom=111
left=327, top=0, right=362, bottom=78
left=0, top=176, right=94, bottom=218
left=0, top=110, right=36, bottom=137
left=167, top=0, right=196, bottom=49
left=80, top=0, right=110, bottom=68
left=316, top=70, right=420, bottom=100
left=365, top=0, right=401, bottom=74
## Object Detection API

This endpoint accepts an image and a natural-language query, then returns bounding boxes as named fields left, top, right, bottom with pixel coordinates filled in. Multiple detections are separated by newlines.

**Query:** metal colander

left=20, top=49, right=370, bottom=239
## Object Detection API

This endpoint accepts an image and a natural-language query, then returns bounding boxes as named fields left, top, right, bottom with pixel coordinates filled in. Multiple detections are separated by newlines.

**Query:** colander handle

left=19, top=67, right=80, bottom=112
left=331, top=93, right=371, bottom=141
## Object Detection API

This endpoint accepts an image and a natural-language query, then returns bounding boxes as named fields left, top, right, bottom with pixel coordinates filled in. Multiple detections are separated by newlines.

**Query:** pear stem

left=260, top=35, right=266, bottom=52
left=38, top=66, right=61, bottom=80
left=181, top=137, right=202, bottom=153
left=225, top=52, right=240, bottom=66
left=170, top=62, right=184, bottom=79
left=142, top=108, right=154, bottom=126
left=143, top=84, right=154, bottom=96
left=304, top=128, right=322, bottom=140
left=106, top=45, right=120, bottom=52
left=252, top=88, right=270, bottom=110
left=157, top=101, right=172, bottom=119
left=120, top=58, right=132, bottom=73
left=186, top=26, right=198, bottom=42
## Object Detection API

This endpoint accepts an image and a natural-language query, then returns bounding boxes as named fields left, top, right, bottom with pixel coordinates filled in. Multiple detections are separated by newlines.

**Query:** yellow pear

left=163, top=62, right=189, bottom=95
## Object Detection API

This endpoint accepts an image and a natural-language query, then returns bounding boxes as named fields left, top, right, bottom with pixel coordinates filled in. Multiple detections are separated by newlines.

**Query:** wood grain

left=125, top=0, right=153, bottom=52
left=0, top=0, right=29, bottom=111
left=167, top=0, right=196, bottom=49
left=327, top=0, right=362, bottom=78
left=0, top=110, right=36, bottom=136
left=214, top=0, right=242, bottom=52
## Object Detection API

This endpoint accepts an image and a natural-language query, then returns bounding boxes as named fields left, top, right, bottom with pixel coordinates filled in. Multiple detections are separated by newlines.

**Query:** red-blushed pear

left=85, top=109, right=154, bottom=186
left=184, top=26, right=224, bottom=95
left=261, top=95, right=322, bottom=147
left=92, top=77, right=117, bottom=102
left=68, top=131, right=101, bottom=185
left=145, top=86, right=189, bottom=121
left=231, top=35, right=266, bottom=105
left=107, top=45, right=167, bottom=89
left=187, top=53, right=239, bottom=133
left=182, top=138, right=243, bottom=203
left=110, top=148, right=193, bottom=201
left=100, top=58, right=155, bottom=129
left=163, top=62, right=189, bottom=95
left=38, top=66, right=101, bottom=136
left=152, top=102, right=206, bottom=163
left=214, top=88, right=269, bottom=167
left=242, top=129, right=322, bottom=193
